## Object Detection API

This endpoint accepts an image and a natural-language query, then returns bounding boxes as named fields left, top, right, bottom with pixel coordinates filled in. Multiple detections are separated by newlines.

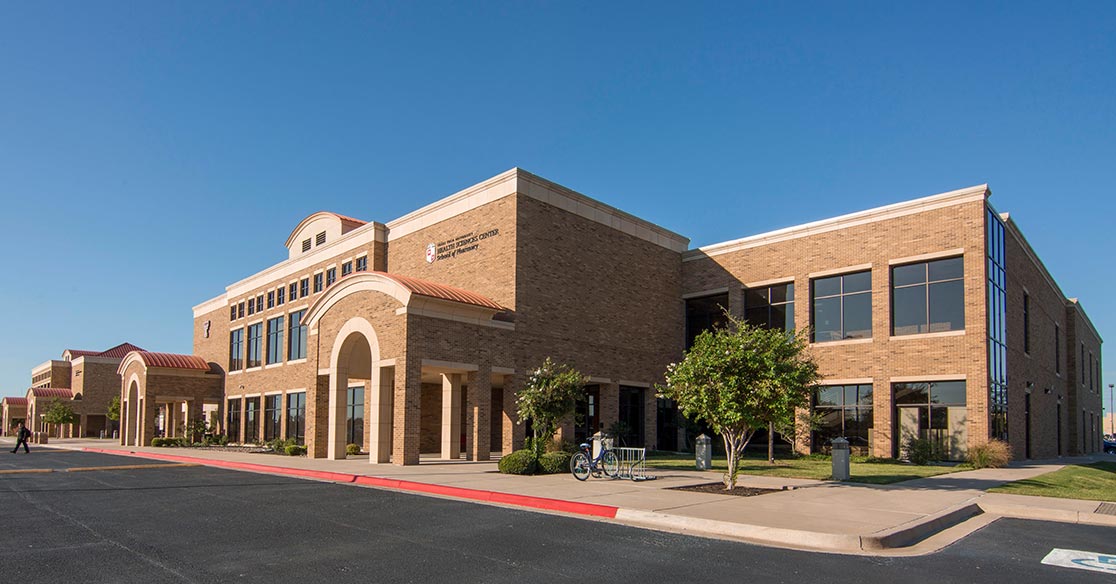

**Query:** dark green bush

left=538, top=451, right=572, bottom=474
left=498, top=449, right=538, bottom=475
left=904, top=437, right=937, bottom=465
left=346, top=443, right=361, bottom=456
left=285, top=444, right=307, bottom=456
left=151, top=437, right=166, bottom=447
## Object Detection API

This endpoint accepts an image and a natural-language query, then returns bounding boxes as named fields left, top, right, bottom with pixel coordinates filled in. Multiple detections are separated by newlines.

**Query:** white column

left=369, top=366, right=394, bottom=464
left=327, top=366, right=349, bottom=460
left=441, top=373, right=462, bottom=460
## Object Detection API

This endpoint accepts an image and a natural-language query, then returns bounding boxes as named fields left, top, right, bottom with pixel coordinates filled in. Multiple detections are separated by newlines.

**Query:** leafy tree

left=43, top=398, right=77, bottom=437
left=516, top=358, right=587, bottom=459
left=107, top=396, right=121, bottom=422
left=659, top=316, right=820, bottom=489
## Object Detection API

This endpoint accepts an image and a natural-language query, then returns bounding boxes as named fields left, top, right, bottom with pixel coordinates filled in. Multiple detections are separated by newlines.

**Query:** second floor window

left=891, top=257, right=964, bottom=336
left=313, top=273, right=323, bottom=293
left=266, top=316, right=284, bottom=365
left=247, top=323, right=263, bottom=368
left=267, top=291, right=275, bottom=309
left=744, top=283, right=794, bottom=331
left=812, top=270, right=872, bottom=342
left=289, top=282, right=298, bottom=301
left=342, top=261, right=353, bottom=277
left=288, top=309, right=307, bottom=361
left=356, top=256, right=367, bottom=272
left=685, top=293, right=728, bottom=349
left=326, top=267, right=337, bottom=287
left=229, top=328, right=244, bottom=371
left=300, top=278, right=310, bottom=297
left=277, top=286, right=285, bottom=306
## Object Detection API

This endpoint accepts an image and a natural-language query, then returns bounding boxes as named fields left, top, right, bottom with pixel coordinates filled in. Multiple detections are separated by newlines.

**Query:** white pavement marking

left=1041, top=548, right=1116, bottom=575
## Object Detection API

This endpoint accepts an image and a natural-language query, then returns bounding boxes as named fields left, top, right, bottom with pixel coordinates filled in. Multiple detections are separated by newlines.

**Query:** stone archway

left=326, top=317, right=387, bottom=461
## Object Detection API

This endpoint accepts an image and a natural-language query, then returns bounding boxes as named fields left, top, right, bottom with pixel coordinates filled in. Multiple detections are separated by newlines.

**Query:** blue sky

left=1, top=3, right=1113, bottom=406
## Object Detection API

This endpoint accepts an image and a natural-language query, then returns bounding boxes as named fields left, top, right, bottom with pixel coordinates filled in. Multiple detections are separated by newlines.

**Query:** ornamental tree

left=659, top=316, right=820, bottom=489
left=516, top=357, right=587, bottom=458
left=43, top=398, right=77, bottom=437
left=107, top=396, right=121, bottom=422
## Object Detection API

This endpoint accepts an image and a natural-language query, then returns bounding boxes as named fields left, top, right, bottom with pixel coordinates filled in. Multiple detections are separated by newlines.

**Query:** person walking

left=11, top=421, right=31, bottom=453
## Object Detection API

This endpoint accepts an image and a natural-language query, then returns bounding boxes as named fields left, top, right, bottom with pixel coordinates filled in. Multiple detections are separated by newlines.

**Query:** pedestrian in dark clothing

left=11, top=422, right=30, bottom=453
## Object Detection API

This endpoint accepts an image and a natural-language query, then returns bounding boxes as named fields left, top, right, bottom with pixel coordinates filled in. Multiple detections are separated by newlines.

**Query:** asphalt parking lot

left=0, top=450, right=1111, bottom=583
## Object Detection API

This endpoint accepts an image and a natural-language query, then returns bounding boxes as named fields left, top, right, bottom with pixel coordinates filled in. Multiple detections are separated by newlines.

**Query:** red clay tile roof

left=375, top=271, right=505, bottom=310
left=134, top=352, right=210, bottom=371
left=96, top=342, right=145, bottom=359
left=64, top=349, right=99, bottom=358
left=29, top=388, right=74, bottom=399
left=335, top=213, right=367, bottom=226
left=2, top=397, right=28, bottom=406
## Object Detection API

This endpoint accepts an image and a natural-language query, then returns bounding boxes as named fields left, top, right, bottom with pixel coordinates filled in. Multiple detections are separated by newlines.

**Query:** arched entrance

left=125, top=378, right=140, bottom=446
left=327, top=317, right=391, bottom=461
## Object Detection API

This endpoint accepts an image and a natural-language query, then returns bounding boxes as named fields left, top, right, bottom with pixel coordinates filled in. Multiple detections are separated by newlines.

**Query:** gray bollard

left=695, top=434, right=712, bottom=470
left=831, top=437, right=850, bottom=481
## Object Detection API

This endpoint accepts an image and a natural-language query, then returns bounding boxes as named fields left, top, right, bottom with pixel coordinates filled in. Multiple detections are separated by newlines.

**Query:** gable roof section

left=97, top=342, right=146, bottom=359
left=122, top=351, right=211, bottom=372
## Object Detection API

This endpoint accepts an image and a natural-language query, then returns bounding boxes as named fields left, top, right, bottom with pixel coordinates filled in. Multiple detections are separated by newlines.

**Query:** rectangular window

left=812, top=384, right=873, bottom=453
left=894, top=381, right=968, bottom=461
left=302, top=239, right=311, bottom=252
left=267, top=291, right=275, bottom=309
left=228, top=329, right=244, bottom=371
left=1082, top=343, right=1087, bottom=385
left=264, top=395, right=281, bottom=441
left=316, top=231, right=326, bottom=246
left=246, top=323, right=263, bottom=368
left=244, top=397, right=260, bottom=443
left=1055, top=323, right=1061, bottom=374
left=1023, top=293, right=1030, bottom=353
left=289, top=282, right=298, bottom=301
left=811, top=270, right=872, bottom=342
left=347, top=386, right=364, bottom=447
left=277, top=286, right=285, bottom=306
left=266, top=316, right=285, bottom=365
left=247, top=298, right=255, bottom=316
left=313, top=273, right=323, bottom=293
left=744, top=283, right=795, bottom=331
left=1090, top=352, right=1094, bottom=390
left=891, top=257, right=964, bottom=336
left=226, top=398, right=241, bottom=442
left=230, top=305, right=237, bottom=321
left=256, top=295, right=264, bottom=313
left=288, top=309, right=307, bottom=360
left=237, top=302, right=245, bottom=319
left=287, top=392, right=306, bottom=444
left=685, top=293, right=729, bottom=349
left=342, top=261, right=353, bottom=277
left=300, top=278, right=310, bottom=298
left=326, top=267, right=337, bottom=287
left=356, top=256, right=367, bottom=272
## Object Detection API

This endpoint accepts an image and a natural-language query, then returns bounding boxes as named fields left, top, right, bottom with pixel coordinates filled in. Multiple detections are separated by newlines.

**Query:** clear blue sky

left=1, top=3, right=1113, bottom=407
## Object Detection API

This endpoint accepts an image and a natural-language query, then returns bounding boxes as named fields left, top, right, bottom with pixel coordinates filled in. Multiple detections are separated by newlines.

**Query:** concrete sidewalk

left=13, top=438, right=1116, bottom=555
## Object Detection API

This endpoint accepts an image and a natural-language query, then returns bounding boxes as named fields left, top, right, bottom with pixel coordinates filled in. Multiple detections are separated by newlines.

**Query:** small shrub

left=538, top=451, right=572, bottom=474
left=285, top=444, right=307, bottom=456
left=498, top=449, right=538, bottom=475
left=904, top=437, right=938, bottom=465
left=968, top=439, right=1012, bottom=469
left=151, top=437, right=166, bottom=447
left=346, top=443, right=361, bottom=456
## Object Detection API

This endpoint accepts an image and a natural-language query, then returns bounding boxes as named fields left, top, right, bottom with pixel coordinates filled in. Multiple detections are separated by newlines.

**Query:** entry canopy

left=117, top=351, right=212, bottom=375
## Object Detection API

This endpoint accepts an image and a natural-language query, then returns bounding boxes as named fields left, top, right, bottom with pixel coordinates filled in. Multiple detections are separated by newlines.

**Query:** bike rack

left=613, top=447, right=655, bottom=481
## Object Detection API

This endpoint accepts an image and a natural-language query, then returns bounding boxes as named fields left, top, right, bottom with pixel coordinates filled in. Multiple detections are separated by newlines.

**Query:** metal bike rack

left=613, top=447, right=655, bottom=481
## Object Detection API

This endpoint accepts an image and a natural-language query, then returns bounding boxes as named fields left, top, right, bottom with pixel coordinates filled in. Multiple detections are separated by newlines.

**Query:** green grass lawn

left=646, top=451, right=967, bottom=484
left=988, top=461, right=1116, bottom=502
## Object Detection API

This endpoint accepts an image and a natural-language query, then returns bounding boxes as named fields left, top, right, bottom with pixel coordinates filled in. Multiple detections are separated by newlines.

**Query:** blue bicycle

left=570, top=437, right=619, bottom=480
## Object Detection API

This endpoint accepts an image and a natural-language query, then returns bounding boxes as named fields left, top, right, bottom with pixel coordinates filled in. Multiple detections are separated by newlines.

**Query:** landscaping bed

left=646, top=451, right=967, bottom=485
left=669, top=482, right=782, bottom=497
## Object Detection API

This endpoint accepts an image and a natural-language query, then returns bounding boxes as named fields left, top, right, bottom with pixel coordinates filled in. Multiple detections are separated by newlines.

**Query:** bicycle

left=570, top=436, right=619, bottom=480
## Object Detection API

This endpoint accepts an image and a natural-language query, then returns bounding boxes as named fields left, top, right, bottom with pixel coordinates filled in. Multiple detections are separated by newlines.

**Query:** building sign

left=427, top=228, right=500, bottom=263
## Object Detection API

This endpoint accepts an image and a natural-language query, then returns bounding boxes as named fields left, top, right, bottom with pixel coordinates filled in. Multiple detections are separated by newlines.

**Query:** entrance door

left=617, top=386, right=645, bottom=447
left=656, top=398, right=679, bottom=451
left=574, top=385, right=600, bottom=444
left=346, top=386, right=364, bottom=449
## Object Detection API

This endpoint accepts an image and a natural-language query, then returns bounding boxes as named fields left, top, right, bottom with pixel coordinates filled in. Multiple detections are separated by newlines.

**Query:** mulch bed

left=669, top=482, right=782, bottom=497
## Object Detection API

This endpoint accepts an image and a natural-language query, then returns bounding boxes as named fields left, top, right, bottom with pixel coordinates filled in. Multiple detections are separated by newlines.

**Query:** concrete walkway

left=9, top=437, right=1115, bottom=555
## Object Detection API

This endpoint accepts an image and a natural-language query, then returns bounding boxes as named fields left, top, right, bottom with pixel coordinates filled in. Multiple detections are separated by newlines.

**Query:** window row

left=230, top=255, right=369, bottom=321
left=229, top=309, right=307, bottom=371
left=226, top=392, right=306, bottom=444
left=684, top=256, right=966, bottom=347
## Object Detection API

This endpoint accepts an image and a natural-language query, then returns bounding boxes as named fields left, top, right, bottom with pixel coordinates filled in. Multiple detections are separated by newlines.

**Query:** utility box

left=831, top=437, right=850, bottom=481
left=695, top=434, right=712, bottom=470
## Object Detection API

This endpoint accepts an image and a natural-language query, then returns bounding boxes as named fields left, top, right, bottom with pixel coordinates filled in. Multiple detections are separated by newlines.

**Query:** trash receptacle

left=831, top=437, right=850, bottom=481
left=696, top=434, right=712, bottom=470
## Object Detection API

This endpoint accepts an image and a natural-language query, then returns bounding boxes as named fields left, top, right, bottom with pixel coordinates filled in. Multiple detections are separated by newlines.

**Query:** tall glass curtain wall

left=813, top=384, right=873, bottom=453
left=987, top=208, right=1009, bottom=442
left=894, top=381, right=968, bottom=461
left=346, top=386, right=364, bottom=448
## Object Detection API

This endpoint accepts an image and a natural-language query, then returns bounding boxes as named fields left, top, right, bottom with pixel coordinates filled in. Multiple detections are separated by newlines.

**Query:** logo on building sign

left=425, top=243, right=437, bottom=263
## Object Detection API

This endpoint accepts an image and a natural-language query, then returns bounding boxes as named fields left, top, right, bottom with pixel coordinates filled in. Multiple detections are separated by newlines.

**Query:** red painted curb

left=82, top=447, right=619, bottom=519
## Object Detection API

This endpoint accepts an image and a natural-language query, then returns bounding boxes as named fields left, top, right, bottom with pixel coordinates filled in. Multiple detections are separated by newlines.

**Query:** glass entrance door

left=574, top=385, right=600, bottom=443
left=346, top=386, right=364, bottom=450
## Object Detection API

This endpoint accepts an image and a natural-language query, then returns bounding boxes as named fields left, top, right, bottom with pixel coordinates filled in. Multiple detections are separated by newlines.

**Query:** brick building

left=2, top=396, right=27, bottom=436
left=114, top=168, right=1101, bottom=464
left=17, top=343, right=144, bottom=438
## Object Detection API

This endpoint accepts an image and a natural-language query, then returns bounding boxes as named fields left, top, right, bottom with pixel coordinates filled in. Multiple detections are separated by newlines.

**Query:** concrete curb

left=614, top=508, right=864, bottom=551
left=978, top=500, right=1116, bottom=527
left=860, top=501, right=983, bottom=550
left=82, top=447, right=619, bottom=519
